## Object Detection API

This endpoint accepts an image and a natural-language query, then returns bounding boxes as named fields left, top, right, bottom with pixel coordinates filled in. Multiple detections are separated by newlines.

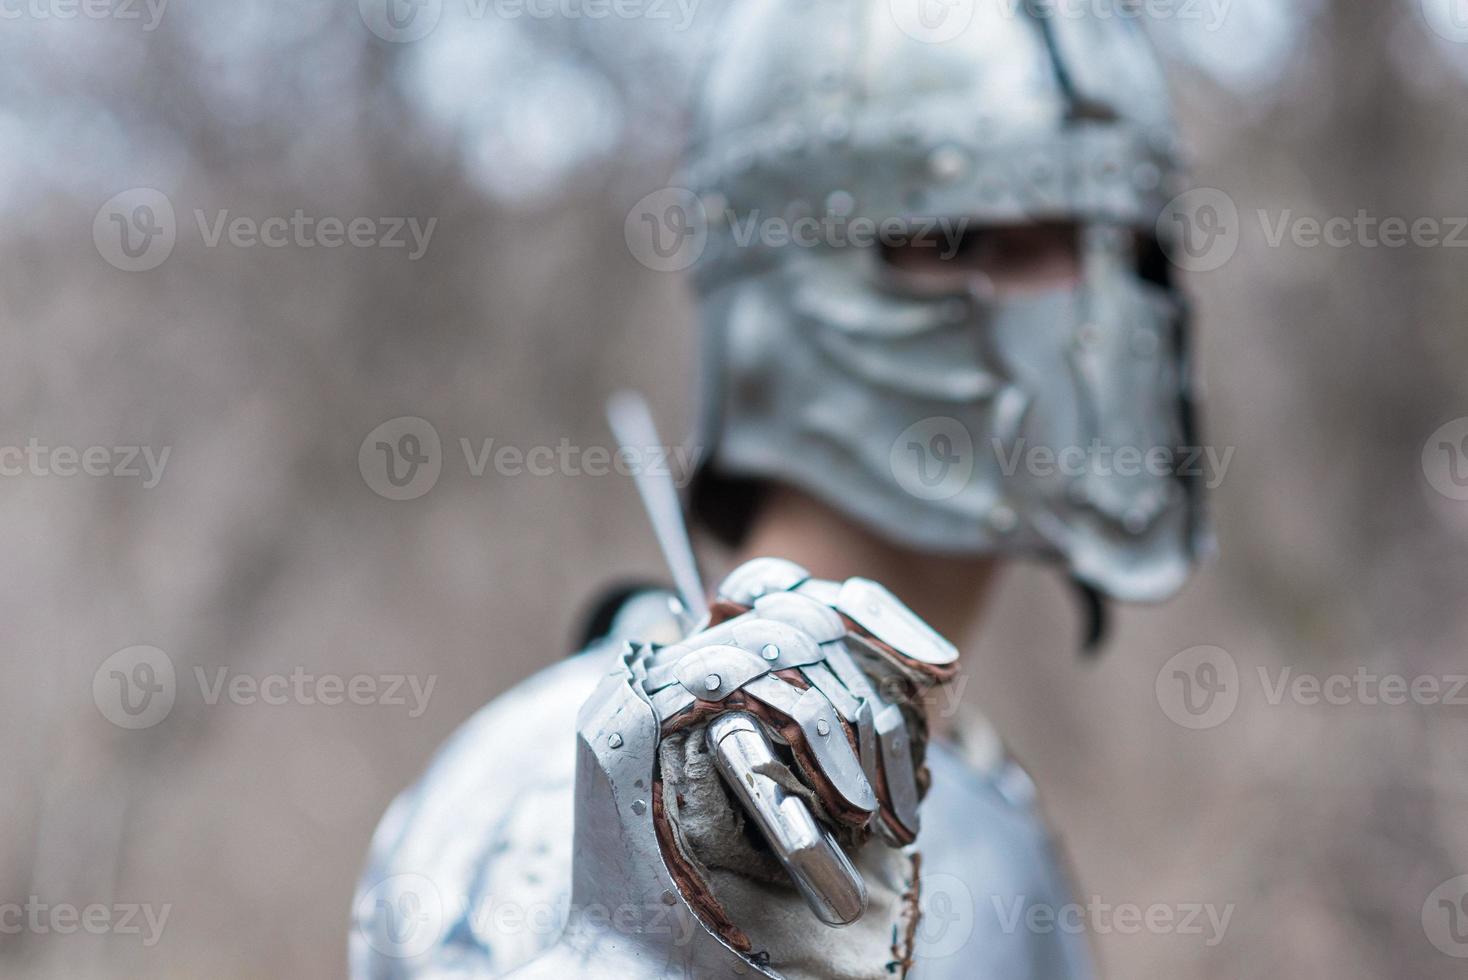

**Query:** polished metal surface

left=706, top=712, right=868, bottom=927
left=606, top=390, right=709, bottom=622
left=352, top=630, right=1093, bottom=979
left=687, top=0, right=1210, bottom=603
left=836, top=579, right=960, bottom=668
left=352, top=570, right=1094, bottom=979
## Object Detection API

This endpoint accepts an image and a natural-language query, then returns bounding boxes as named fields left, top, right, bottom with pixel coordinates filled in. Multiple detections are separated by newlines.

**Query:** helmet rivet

left=608, top=733, right=624, bottom=749
left=815, top=720, right=832, bottom=737
left=761, top=644, right=781, bottom=661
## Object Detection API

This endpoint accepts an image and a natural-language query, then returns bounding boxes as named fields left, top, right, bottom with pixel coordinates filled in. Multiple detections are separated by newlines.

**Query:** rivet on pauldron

left=815, top=719, right=831, bottom=737
left=608, top=733, right=624, bottom=749
left=704, top=674, right=722, bottom=692
left=761, top=644, right=781, bottom=661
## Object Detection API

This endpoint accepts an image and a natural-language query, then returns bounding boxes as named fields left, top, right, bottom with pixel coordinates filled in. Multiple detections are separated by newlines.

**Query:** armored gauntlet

left=542, top=558, right=960, bottom=978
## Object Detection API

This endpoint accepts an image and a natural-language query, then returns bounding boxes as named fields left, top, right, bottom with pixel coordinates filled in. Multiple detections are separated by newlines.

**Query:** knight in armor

left=352, top=2, right=1207, bottom=977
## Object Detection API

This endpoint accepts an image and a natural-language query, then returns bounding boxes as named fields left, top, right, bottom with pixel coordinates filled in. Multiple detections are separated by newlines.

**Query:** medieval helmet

left=685, top=0, right=1209, bottom=604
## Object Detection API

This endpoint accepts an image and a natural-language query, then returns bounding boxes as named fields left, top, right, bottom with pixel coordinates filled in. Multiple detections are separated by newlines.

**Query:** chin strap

left=1073, top=580, right=1109, bottom=656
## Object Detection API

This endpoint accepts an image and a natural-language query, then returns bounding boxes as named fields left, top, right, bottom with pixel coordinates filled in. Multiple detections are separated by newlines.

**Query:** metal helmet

left=685, top=0, right=1209, bottom=603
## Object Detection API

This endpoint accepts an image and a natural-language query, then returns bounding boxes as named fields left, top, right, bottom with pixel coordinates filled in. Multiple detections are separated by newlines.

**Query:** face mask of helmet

left=686, top=0, right=1210, bottom=607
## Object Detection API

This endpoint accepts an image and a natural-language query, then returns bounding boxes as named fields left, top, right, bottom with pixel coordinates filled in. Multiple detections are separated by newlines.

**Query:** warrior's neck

left=735, top=483, right=998, bottom=641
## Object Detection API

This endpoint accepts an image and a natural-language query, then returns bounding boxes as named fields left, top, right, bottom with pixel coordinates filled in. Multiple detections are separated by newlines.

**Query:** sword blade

left=606, top=390, right=709, bottom=621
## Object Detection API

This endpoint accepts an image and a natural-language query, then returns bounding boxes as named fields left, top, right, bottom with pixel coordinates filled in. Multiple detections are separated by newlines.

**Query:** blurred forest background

left=3, top=0, right=1468, bottom=977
